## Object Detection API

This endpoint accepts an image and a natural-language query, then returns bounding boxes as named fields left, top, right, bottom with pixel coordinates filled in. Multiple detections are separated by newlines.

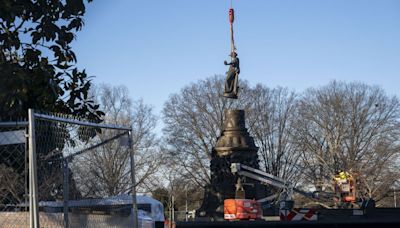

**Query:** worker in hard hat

left=334, top=170, right=349, bottom=184
left=339, top=171, right=348, bottom=180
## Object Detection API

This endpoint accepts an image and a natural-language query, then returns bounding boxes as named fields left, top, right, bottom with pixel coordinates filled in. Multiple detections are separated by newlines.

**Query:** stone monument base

left=196, top=109, right=267, bottom=220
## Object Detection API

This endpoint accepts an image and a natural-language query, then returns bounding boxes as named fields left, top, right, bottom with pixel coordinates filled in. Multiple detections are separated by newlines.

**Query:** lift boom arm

left=231, top=163, right=318, bottom=200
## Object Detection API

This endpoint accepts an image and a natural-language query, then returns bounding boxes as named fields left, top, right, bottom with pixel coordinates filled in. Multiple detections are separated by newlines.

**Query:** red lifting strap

left=229, top=8, right=234, bottom=24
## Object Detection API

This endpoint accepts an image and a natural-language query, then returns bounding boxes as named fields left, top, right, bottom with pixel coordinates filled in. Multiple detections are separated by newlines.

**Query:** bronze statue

left=223, top=51, right=240, bottom=99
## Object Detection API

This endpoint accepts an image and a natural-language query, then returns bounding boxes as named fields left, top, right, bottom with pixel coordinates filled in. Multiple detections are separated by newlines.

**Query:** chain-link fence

left=31, top=110, right=138, bottom=228
left=0, top=110, right=145, bottom=228
left=0, top=110, right=141, bottom=228
left=0, top=121, right=29, bottom=227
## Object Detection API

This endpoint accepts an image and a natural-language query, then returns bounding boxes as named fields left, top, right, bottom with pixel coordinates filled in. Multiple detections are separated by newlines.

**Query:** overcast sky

left=72, top=0, right=400, bottom=117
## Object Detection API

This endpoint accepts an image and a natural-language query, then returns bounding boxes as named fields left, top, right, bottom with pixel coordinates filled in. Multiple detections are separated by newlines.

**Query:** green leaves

left=31, top=31, right=41, bottom=44
left=68, top=18, right=83, bottom=31
left=0, top=0, right=103, bottom=122
left=65, top=0, right=86, bottom=16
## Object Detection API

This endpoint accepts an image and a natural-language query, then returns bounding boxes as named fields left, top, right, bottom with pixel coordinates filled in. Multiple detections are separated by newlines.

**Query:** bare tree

left=162, top=75, right=252, bottom=189
left=293, top=81, right=400, bottom=205
left=72, top=84, right=162, bottom=197
left=246, top=85, right=301, bottom=184
left=163, top=77, right=400, bottom=207
left=0, top=164, right=24, bottom=205
left=158, top=160, right=204, bottom=212
left=130, top=99, right=163, bottom=193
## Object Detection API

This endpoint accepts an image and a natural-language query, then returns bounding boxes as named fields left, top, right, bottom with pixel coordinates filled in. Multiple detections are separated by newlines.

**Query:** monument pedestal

left=197, top=109, right=267, bottom=219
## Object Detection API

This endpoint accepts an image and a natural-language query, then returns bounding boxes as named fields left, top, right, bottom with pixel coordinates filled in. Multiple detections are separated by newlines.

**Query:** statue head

left=230, top=52, right=237, bottom=57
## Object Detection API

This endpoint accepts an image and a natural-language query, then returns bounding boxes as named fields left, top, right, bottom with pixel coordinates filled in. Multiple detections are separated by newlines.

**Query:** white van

left=40, top=194, right=165, bottom=228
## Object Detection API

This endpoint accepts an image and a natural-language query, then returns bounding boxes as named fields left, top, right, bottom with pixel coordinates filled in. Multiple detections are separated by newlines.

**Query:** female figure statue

left=223, top=51, right=240, bottom=99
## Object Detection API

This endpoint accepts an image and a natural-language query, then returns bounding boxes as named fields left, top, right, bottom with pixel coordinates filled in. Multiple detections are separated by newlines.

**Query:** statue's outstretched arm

left=224, top=60, right=233, bottom=66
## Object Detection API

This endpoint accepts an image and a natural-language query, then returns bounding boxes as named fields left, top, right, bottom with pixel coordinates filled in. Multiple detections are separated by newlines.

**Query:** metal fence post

left=28, top=109, right=40, bottom=228
left=128, top=130, right=139, bottom=228
left=25, top=126, right=29, bottom=211
left=63, top=159, right=70, bottom=228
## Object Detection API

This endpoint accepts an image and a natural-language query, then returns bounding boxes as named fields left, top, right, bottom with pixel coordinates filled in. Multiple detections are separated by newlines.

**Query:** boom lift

left=224, top=163, right=356, bottom=221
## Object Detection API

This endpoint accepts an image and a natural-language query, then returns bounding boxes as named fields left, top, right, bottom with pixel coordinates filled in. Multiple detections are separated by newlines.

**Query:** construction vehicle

left=224, top=163, right=357, bottom=221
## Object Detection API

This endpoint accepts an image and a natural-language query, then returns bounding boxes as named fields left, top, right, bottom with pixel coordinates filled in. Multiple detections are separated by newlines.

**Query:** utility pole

left=169, top=195, right=175, bottom=228
left=185, top=185, right=188, bottom=222
left=172, top=195, right=175, bottom=224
